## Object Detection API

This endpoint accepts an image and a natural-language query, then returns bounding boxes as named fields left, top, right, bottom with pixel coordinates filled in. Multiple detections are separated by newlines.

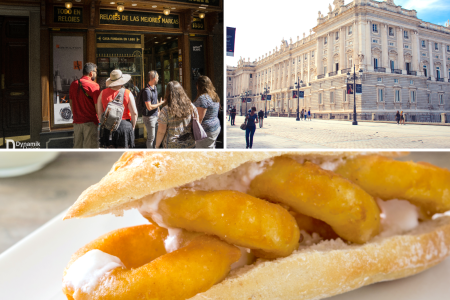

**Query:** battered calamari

left=248, top=157, right=381, bottom=244
left=148, top=189, right=301, bottom=258
left=335, top=155, right=450, bottom=216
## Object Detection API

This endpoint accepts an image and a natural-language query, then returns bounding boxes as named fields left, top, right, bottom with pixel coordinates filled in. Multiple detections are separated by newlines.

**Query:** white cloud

left=400, top=0, right=449, bottom=10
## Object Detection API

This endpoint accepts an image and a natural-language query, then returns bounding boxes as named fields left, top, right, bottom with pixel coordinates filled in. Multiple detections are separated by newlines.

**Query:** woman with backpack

left=155, top=81, right=199, bottom=148
left=97, top=70, right=137, bottom=148
left=193, top=76, right=221, bottom=149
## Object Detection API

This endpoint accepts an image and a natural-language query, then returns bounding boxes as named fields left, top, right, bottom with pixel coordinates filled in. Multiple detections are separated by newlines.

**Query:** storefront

left=0, top=0, right=223, bottom=148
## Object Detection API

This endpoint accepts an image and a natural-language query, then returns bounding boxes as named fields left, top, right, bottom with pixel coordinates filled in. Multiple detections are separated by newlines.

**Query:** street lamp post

left=295, top=77, right=303, bottom=121
left=264, top=85, right=270, bottom=118
left=346, top=65, right=363, bottom=126
left=240, top=90, right=250, bottom=116
left=245, top=90, right=250, bottom=114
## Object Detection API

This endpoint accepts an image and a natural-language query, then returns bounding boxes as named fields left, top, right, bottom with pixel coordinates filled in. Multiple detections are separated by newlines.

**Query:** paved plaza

left=226, top=116, right=450, bottom=149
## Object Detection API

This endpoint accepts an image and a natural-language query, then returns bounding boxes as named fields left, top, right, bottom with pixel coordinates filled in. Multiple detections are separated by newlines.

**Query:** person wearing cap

left=96, top=69, right=138, bottom=148
left=69, top=62, right=100, bottom=148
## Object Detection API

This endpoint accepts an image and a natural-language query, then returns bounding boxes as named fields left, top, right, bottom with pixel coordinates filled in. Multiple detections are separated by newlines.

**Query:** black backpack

left=136, top=87, right=149, bottom=116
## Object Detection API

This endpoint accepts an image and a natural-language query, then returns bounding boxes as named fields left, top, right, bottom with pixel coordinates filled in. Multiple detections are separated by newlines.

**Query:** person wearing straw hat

left=96, top=69, right=137, bottom=148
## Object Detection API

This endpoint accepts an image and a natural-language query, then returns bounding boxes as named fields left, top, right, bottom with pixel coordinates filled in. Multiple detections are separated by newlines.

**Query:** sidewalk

left=226, top=116, right=450, bottom=149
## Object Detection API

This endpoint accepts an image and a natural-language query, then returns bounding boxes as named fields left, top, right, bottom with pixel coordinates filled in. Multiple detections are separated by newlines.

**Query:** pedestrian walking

left=228, top=108, right=231, bottom=121
left=140, top=71, right=165, bottom=148
left=245, top=107, right=258, bottom=149
left=155, top=81, right=198, bottom=149
left=308, top=109, right=311, bottom=121
left=194, top=76, right=221, bottom=149
left=258, top=109, right=264, bottom=128
left=69, top=62, right=100, bottom=148
left=304, top=109, right=307, bottom=121
left=231, top=106, right=237, bottom=125
left=97, top=70, right=137, bottom=148
left=396, top=111, right=400, bottom=125
left=401, top=111, right=405, bottom=125
left=300, top=109, right=304, bottom=120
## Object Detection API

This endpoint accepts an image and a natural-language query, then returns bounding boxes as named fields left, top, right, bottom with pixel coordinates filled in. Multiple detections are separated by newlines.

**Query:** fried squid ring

left=334, top=155, right=450, bottom=216
left=63, top=228, right=240, bottom=300
left=146, top=189, right=300, bottom=259
left=248, top=157, right=381, bottom=244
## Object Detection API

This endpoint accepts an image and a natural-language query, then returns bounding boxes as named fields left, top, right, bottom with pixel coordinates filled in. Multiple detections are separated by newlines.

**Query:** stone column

left=359, top=20, right=366, bottom=70
left=382, top=24, right=389, bottom=72
left=316, top=37, right=323, bottom=77
left=340, top=27, right=346, bottom=73
left=443, top=43, right=448, bottom=81
left=429, top=41, right=434, bottom=80
left=328, top=33, right=333, bottom=75
left=366, top=20, right=373, bottom=71
left=300, top=55, right=304, bottom=83
left=288, top=59, right=292, bottom=89
left=412, top=31, right=420, bottom=75
left=307, top=52, right=311, bottom=84
left=397, top=27, right=405, bottom=74
left=353, top=20, right=360, bottom=69
left=294, top=56, right=298, bottom=83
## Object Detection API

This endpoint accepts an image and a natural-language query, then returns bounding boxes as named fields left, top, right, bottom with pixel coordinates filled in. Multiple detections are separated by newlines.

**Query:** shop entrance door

left=0, top=16, right=30, bottom=143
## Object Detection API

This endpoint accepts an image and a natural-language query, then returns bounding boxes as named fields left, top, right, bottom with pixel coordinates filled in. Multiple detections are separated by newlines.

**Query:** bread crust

left=65, top=151, right=401, bottom=219
left=189, top=216, right=450, bottom=300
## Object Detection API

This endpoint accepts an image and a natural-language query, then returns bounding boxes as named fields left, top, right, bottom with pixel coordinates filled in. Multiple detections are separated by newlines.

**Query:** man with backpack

left=69, top=62, right=101, bottom=148
left=136, top=70, right=165, bottom=148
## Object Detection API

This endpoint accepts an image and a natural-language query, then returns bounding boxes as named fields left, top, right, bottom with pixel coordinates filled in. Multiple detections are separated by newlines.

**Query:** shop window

left=348, top=26, right=353, bottom=35
left=404, top=31, right=409, bottom=39
left=373, top=24, right=378, bottom=33
left=389, top=27, right=394, bottom=36
left=410, top=90, right=416, bottom=103
left=378, top=89, right=384, bottom=102
left=395, top=90, right=401, bottom=102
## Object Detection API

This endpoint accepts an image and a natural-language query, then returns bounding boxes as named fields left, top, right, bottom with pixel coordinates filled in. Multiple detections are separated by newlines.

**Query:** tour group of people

left=70, top=63, right=221, bottom=149
left=227, top=106, right=312, bottom=149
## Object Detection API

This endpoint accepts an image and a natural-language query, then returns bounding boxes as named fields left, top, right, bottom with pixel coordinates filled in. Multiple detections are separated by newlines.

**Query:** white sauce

left=164, top=228, right=183, bottom=253
left=377, top=199, right=419, bottom=234
left=63, top=250, right=124, bottom=296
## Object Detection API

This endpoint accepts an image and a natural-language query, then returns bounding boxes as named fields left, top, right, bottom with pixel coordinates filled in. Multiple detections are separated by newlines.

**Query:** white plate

left=0, top=209, right=449, bottom=300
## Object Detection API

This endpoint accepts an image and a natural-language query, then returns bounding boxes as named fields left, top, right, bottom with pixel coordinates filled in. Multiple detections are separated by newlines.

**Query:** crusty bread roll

left=64, top=151, right=449, bottom=300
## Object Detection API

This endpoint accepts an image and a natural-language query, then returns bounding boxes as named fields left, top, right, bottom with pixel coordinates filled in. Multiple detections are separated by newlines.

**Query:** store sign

left=190, top=40, right=205, bottom=100
left=192, top=17, right=205, bottom=30
left=167, top=0, right=220, bottom=6
left=54, top=6, right=83, bottom=24
left=97, top=48, right=143, bottom=58
left=292, top=91, right=298, bottom=98
left=99, top=9, right=179, bottom=28
left=266, top=95, right=272, bottom=101
left=97, top=34, right=142, bottom=45
left=299, top=91, right=304, bottom=98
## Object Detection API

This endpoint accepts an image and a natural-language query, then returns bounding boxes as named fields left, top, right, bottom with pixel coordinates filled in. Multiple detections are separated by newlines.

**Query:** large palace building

left=227, top=0, right=450, bottom=123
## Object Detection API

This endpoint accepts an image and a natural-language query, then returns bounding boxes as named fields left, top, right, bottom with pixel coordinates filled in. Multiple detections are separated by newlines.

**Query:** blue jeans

left=245, top=126, right=256, bottom=148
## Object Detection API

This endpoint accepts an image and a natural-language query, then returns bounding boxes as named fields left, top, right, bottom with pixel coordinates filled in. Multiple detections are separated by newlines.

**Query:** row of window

left=378, top=89, right=444, bottom=104
left=324, top=26, right=353, bottom=45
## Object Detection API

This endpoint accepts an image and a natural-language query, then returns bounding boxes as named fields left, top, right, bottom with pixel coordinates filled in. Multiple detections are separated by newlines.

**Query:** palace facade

left=227, top=0, right=450, bottom=123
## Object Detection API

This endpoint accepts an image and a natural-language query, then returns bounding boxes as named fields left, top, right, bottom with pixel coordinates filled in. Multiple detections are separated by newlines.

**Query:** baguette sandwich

left=62, top=151, right=450, bottom=300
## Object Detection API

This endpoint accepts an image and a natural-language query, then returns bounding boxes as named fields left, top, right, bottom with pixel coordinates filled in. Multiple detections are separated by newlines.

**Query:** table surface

left=0, top=151, right=449, bottom=254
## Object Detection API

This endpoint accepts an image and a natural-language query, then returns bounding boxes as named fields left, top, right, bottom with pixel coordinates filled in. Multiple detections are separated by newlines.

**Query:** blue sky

left=397, top=0, right=450, bottom=25
left=225, top=0, right=450, bottom=67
